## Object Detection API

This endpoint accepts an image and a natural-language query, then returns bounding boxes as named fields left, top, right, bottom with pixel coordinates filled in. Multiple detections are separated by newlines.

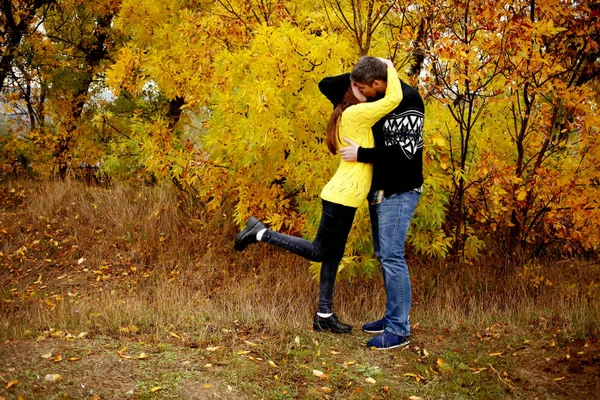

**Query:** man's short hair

left=350, top=56, right=387, bottom=84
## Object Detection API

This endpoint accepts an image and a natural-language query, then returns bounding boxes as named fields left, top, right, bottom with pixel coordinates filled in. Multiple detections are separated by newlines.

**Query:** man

left=341, top=56, right=424, bottom=350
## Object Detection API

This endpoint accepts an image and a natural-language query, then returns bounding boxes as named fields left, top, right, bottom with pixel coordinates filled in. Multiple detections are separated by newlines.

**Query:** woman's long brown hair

left=326, top=86, right=363, bottom=155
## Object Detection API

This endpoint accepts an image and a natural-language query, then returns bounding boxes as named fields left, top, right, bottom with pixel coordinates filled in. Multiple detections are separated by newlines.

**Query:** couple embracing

left=235, top=56, right=425, bottom=350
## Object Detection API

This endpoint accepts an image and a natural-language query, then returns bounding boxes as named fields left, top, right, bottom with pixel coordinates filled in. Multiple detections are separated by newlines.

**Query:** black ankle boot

left=234, top=216, right=266, bottom=251
left=313, top=313, right=352, bottom=334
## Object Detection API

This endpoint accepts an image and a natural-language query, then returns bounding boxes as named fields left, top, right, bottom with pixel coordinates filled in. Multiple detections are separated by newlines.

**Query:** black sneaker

left=313, top=313, right=352, bottom=334
left=234, top=216, right=266, bottom=251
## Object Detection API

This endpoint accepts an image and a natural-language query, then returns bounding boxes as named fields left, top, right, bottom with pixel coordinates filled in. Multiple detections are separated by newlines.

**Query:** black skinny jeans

left=262, top=199, right=357, bottom=314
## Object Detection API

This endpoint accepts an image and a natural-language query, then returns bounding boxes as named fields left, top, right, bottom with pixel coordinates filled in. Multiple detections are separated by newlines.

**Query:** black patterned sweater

left=356, top=81, right=425, bottom=196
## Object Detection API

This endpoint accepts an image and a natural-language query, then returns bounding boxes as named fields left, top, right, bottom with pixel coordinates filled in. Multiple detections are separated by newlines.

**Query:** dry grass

left=2, top=179, right=600, bottom=399
left=1, top=179, right=599, bottom=341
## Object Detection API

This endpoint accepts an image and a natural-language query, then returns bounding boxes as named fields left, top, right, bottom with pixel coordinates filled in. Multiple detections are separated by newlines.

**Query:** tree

left=0, top=0, right=55, bottom=92
left=38, top=0, right=118, bottom=178
left=322, top=0, right=398, bottom=56
left=422, top=0, right=509, bottom=257
left=498, top=0, right=600, bottom=257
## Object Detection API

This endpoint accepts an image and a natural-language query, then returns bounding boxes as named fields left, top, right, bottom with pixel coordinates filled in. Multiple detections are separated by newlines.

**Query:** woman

left=235, top=58, right=402, bottom=334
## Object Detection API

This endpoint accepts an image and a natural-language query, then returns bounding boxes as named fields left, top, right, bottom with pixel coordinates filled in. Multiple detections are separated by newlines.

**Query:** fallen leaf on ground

left=136, top=353, right=148, bottom=359
left=203, top=384, right=212, bottom=388
left=468, top=367, right=487, bottom=374
left=67, top=357, right=81, bottom=361
left=489, top=352, right=503, bottom=357
left=206, top=346, right=222, bottom=352
left=237, top=350, right=251, bottom=355
left=5, top=380, right=18, bottom=389
left=365, top=377, right=376, bottom=384
left=150, top=386, right=162, bottom=393
left=409, top=396, right=424, bottom=400
left=553, top=377, right=565, bottom=381
left=403, top=372, right=422, bottom=382
left=169, top=332, right=181, bottom=339
left=117, top=347, right=131, bottom=359
left=41, top=352, right=53, bottom=359
left=320, top=387, right=332, bottom=393
left=267, top=360, right=278, bottom=368
left=312, top=369, right=330, bottom=380
left=45, top=374, right=62, bottom=383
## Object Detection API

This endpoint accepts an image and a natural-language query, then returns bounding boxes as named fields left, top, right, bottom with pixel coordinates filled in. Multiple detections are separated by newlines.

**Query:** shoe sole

left=363, top=328, right=385, bottom=334
left=372, top=340, right=410, bottom=350
left=313, top=324, right=352, bottom=334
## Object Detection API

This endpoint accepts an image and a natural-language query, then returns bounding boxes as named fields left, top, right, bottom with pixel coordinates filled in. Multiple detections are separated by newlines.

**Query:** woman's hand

left=377, top=57, right=394, bottom=69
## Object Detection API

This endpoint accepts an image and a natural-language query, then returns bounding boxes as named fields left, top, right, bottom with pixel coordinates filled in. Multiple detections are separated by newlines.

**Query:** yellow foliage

left=4, top=0, right=599, bottom=272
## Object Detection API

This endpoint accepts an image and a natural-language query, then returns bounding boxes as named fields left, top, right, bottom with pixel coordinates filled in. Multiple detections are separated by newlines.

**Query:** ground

left=1, top=183, right=599, bottom=399
left=1, top=322, right=599, bottom=399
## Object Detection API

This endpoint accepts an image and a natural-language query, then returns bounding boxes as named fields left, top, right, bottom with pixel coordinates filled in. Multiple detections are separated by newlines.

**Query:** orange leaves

left=117, top=346, right=150, bottom=360
left=5, top=380, right=19, bottom=389
left=417, top=0, right=600, bottom=258
left=403, top=372, right=424, bottom=382
left=534, top=19, right=568, bottom=37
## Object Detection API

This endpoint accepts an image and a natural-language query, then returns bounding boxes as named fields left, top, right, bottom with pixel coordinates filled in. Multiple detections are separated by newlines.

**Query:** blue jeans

left=262, top=199, right=356, bottom=314
left=369, top=190, right=420, bottom=336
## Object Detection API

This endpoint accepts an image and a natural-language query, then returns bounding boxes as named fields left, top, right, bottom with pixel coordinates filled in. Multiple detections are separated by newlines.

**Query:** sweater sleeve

left=343, top=67, right=403, bottom=128
left=357, top=143, right=400, bottom=164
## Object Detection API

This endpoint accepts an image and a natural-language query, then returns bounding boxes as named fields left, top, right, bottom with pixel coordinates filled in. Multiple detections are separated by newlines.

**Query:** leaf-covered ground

left=1, top=182, right=599, bottom=399
left=2, top=322, right=599, bottom=399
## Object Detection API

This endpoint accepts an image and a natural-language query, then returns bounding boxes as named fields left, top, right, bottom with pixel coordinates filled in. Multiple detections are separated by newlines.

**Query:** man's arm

left=340, top=139, right=403, bottom=163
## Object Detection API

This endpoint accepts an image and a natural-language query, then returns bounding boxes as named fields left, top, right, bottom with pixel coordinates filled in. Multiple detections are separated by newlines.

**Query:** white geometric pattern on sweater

left=382, top=110, right=424, bottom=160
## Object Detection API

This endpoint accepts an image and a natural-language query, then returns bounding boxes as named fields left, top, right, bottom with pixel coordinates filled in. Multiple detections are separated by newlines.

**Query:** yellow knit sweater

left=321, top=67, right=403, bottom=208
